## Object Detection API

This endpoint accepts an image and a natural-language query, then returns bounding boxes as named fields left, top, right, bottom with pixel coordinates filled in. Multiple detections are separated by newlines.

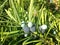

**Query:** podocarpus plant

left=0, top=0, right=60, bottom=45
left=0, top=0, right=25, bottom=45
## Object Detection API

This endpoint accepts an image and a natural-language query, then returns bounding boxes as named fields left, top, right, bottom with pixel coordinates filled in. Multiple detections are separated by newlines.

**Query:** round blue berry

left=30, top=26, right=35, bottom=32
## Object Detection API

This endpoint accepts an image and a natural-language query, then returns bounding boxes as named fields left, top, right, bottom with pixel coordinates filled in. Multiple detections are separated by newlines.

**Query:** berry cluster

left=21, top=21, right=48, bottom=37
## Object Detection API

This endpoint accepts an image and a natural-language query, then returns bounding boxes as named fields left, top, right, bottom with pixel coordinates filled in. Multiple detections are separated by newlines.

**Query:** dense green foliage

left=0, top=0, right=60, bottom=45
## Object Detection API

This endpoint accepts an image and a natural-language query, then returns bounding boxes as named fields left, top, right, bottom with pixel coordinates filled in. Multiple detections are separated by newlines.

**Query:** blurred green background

left=0, top=0, right=60, bottom=45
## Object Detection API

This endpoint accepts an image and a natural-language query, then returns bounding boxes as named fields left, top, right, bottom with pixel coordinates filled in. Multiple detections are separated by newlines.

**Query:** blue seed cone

left=23, top=26, right=30, bottom=34
left=41, top=29, right=46, bottom=34
left=39, top=26, right=46, bottom=34
left=30, top=26, right=35, bottom=32
left=39, top=25, right=47, bottom=34
left=21, top=21, right=30, bottom=34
